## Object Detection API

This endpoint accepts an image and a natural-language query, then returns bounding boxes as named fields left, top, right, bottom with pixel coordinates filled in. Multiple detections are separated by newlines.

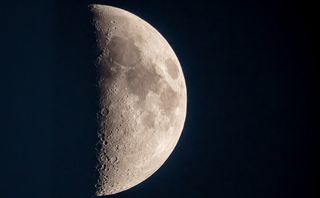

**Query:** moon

left=91, top=4, right=187, bottom=196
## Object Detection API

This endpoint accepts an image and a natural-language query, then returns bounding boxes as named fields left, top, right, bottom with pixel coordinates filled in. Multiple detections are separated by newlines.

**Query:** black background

left=1, top=0, right=318, bottom=197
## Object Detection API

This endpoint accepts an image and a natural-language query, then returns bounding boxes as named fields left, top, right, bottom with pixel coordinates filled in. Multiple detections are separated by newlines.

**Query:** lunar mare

left=91, top=4, right=187, bottom=196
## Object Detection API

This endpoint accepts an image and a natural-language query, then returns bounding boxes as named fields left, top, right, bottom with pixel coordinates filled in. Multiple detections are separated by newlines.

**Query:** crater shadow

left=51, top=1, right=100, bottom=197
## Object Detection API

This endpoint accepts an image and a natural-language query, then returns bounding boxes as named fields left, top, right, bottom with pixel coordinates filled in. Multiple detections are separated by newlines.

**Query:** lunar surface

left=91, top=4, right=187, bottom=196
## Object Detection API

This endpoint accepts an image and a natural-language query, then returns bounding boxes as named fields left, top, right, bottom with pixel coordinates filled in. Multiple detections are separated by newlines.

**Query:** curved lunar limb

left=91, top=4, right=187, bottom=196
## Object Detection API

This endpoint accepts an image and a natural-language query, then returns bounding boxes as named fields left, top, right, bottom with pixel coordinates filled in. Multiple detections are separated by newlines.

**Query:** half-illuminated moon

left=91, top=4, right=187, bottom=196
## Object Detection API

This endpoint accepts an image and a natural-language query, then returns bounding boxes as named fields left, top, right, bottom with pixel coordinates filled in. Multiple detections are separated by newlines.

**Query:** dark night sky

left=1, top=0, right=318, bottom=198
